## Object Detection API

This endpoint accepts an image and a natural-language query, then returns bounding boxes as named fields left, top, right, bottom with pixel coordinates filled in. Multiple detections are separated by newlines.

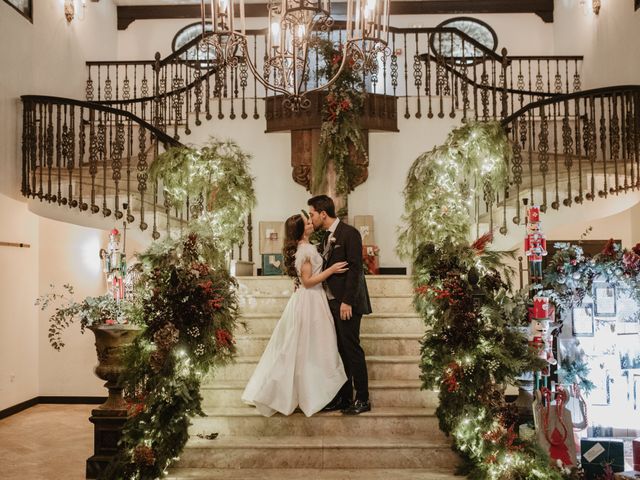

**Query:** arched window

left=430, top=17, right=498, bottom=62
left=172, top=22, right=214, bottom=64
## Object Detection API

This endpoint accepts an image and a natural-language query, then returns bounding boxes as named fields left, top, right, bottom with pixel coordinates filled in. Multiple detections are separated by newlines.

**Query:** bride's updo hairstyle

left=283, top=214, right=305, bottom=282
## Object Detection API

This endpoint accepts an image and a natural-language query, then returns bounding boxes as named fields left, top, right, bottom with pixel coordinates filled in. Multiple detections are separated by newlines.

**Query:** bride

left=241, top=213, right=348, bottom=417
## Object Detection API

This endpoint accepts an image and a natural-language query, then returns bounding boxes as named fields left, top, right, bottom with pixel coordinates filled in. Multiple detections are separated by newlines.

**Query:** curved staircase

left=168, top=276, right=461, bottom=479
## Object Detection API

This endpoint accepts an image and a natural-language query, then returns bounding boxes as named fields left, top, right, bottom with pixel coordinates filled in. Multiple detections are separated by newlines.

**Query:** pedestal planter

left=86, top=324, right=140, bottom=479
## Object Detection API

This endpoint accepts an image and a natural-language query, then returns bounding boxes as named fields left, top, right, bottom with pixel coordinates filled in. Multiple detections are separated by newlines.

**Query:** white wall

left=0, top=0, right=118, bottom=406
left=0, top=194, right=39, bottom=410
left=37, top=218, right=108, bottom=397
left=553, top=0, right=640, bottom=88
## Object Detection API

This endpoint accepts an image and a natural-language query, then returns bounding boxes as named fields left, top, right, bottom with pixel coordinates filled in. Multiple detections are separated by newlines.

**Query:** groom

left=307, top=195, right=372, bottom=415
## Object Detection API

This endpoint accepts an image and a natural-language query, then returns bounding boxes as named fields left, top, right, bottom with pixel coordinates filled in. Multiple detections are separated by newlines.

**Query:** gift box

left=362, top=245, right=379, bottom=275
left=261, top=254, right=284, bottom=276
left=580, top=438, right=625, bottom=480
left=614, top=471, right=640, bottom=480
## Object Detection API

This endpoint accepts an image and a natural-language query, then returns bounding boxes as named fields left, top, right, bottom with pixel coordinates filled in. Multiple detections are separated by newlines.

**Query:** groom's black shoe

left=322, top=397, right=351, bottom=412
left=342, top=399, right=371, bottom=415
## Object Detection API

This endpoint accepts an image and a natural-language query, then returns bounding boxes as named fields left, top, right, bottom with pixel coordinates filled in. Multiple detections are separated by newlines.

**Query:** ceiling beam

left=117, top=0, right=554, bottom=30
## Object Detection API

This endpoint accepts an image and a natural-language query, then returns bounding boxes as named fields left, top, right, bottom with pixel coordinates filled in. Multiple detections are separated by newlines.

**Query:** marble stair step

left=239, top=294, right=415, bottom=314
left=237, top=276, right=413, bottom=297
left=167, top=468, right=461, bottom=479
left=235, top=333, right=422, bottom=357
left=208, top=355, right=422, bottom=381
left=175, top=435, right=457, bottom=469
left=200, top=379, right=437, bottom=408
left=190, top=407, right=443, bottom=438
left=238, top=312, right=423, bottom=335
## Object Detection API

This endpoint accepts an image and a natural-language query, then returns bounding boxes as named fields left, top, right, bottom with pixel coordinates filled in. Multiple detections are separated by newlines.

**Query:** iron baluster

left=413, top=33, right=422, bottom=119
left=403, top=33, right=409, bottom=119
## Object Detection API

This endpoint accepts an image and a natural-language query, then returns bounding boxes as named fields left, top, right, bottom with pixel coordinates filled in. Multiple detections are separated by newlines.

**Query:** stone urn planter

left=86, top=324, right=140, bottom=479
left=88, top=324, right=141, bottom=415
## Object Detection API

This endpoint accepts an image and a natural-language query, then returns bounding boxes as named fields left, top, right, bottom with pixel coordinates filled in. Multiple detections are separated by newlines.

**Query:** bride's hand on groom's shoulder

left=329, top=261, right=349, bottom=274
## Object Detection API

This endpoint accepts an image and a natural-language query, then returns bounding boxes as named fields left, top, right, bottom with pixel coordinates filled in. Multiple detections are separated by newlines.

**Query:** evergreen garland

left=537, top=240, right=640, bottom=393
left=312, top=40, right=368, bottom=195
left=539, top=240, right=640, bottom=314
left=149, top=137, right=256, bottom=254
left=102, top=138, right=255, bottom=479
left=397, top=123, right=575, bottom=479
left=397, top=122, right=511, bottom=259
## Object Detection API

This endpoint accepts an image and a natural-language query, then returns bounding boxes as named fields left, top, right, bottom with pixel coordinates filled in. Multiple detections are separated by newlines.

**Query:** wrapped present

left=580, top=438, right=625, bottom=480
left=261, top=254, right=284, bottom=276
left=614, top=472, right=640, bottom=479
left=533, top=388, right=577, bottom=467
left=363, top=245, right=380, bottom=275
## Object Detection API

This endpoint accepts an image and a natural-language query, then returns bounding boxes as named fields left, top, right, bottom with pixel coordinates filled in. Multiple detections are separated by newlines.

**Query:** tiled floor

left=0, top=404, right=94, bottom=480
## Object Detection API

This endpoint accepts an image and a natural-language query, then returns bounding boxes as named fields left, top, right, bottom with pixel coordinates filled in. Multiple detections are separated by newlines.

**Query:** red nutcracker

left=528, top=296, right=557, bottom=376
left=524, top=206, right=547, bottom=281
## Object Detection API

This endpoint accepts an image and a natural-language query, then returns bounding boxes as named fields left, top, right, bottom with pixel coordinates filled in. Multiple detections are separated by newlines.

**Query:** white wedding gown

left=241, top=242, right=347, bottom=417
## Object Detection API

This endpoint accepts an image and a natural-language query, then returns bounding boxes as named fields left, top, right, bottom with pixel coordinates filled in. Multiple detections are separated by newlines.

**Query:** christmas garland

left=397, top=122, right=574, bottom=479
left=102, top=139, right=255, bottom=479
left=312, top=40, right=368, bottom=195
left=397, top=121, right=510, bottom=259
left=537, top=240, right=640, bottom=393
left=539, top=240, right=640, bottom=315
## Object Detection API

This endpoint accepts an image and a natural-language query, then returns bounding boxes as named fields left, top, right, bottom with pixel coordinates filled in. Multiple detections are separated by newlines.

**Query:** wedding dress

left=241, top=242, right=347, bottom=417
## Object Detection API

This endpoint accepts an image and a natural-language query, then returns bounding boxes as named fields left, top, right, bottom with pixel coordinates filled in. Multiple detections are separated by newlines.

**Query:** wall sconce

left=592, top=0, right=601, bottom=14
left=64, top=0, right=88, bottom=23
left=64, top=0, right=75, bottom=22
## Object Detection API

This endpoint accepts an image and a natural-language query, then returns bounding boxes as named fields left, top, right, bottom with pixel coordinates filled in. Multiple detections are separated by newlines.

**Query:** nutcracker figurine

left=100, top=228, right=127, bottom=301
left=524, top=206, right=547, bottom=281
left=528, top=296, right=557, bottom=377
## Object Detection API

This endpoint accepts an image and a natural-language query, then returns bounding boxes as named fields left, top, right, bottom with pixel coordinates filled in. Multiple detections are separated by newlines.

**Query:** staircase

left=167, top=276, right=461, bottom=479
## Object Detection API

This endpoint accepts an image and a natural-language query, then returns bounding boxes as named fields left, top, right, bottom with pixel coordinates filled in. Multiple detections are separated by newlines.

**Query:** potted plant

left=36, top=284, right=141, bottom=413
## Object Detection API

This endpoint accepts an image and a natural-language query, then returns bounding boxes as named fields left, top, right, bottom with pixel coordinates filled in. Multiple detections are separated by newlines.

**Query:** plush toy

left=524, top=206, right=547, bottom=281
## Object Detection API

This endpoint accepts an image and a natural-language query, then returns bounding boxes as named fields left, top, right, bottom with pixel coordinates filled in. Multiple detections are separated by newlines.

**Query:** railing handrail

left=21, top=95, right=183, bottom=148
left=418, top=52, right=564, bottom=99
left=87, top=66, right=218, bottom=107
left=501, top=85, right=640, bottom=126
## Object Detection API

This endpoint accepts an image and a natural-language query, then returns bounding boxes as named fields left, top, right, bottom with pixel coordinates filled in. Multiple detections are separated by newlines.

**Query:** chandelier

left=199, top=0, right=390, bottom=110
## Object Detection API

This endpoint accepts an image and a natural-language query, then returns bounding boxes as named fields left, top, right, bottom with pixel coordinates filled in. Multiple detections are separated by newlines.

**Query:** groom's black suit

left=323, top=220, right=372, bottom=403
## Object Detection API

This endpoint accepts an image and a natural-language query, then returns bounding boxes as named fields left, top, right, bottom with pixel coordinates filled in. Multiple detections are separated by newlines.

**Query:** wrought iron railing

left=21, top=95, right=185, bottom=238
left=476, top=86, right=640, bottom=235
left=85, top=27, right=583, bottom=138
left=32, top=27, right=640, bottom=253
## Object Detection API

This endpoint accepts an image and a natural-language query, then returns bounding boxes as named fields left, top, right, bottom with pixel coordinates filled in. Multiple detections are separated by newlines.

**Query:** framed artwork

left=572, top=304, right=594, bottom=337
left=616, top=315, right=640, bottom=335
left=258, top=221, right=285, bottom=255
left=593, top=283, right=616, bottom=317
left=3, top=0, right=32, bottom=22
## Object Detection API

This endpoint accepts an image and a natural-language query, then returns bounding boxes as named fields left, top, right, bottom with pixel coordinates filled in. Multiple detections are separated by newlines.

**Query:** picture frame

left=3, top=0, right=33, bottom=22
left=593, top=283, right=616, bottom=317
left=258, top=221, right=285, bottom=255
left=616, top=315, right=640, bottom=336
left=572, top=304, right=594, bottom=337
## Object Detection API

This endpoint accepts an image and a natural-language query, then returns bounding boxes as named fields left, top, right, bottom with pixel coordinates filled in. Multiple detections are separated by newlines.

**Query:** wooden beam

left=118, top=0, right=554, bottom=30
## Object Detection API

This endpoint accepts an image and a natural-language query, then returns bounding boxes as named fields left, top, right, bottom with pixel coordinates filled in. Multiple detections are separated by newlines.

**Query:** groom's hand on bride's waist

left=339, top=303, right=352, bottom=320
